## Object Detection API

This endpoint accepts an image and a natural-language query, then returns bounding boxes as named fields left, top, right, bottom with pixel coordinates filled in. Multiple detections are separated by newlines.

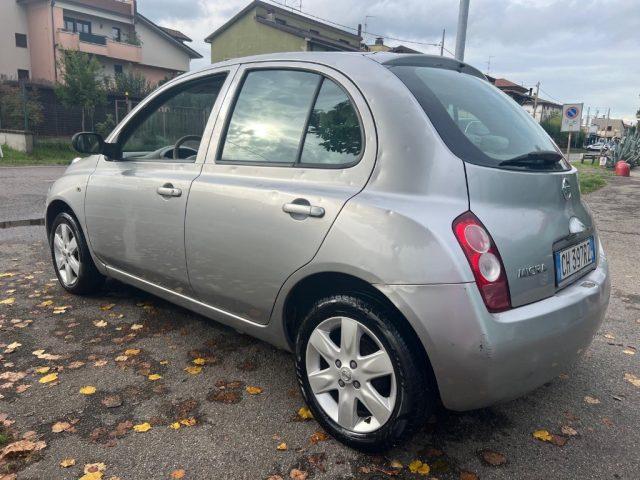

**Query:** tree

left=55, top=49, right=106, bottom=130
left=104, top=71, right=152, bottom=98
left=540, top=113, right=585, bottom=148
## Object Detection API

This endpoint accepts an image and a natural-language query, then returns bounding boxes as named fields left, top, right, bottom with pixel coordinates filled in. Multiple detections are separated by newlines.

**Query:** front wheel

left=295, top=294, right=434, bottom=451
left=49, top=212, right=104, bottom=295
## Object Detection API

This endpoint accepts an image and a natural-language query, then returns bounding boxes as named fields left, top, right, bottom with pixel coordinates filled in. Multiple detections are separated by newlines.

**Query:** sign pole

left=566, top=132, right=572, bottom=160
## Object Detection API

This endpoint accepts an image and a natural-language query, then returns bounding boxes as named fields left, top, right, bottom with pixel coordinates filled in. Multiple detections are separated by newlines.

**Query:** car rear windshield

left=389, top=65, right=568, bottom=171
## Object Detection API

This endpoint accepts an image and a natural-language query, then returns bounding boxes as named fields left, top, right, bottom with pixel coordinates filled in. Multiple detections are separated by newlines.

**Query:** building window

left=275, top=18, right=286, bottom=25
left=17, top=69, right=29, bottom=81
left=64, top=17, right=91, bottom=34
left=309, top=29, right=319, bottom=35
left=15, top=33, right=27, bottom=48
left=112, top=27, right=121, bottom=42
left=114, top=64, right=123, bottom=75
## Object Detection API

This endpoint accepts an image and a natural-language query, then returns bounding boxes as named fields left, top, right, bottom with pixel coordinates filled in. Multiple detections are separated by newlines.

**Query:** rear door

left=185, top=63, right=376, bottom=324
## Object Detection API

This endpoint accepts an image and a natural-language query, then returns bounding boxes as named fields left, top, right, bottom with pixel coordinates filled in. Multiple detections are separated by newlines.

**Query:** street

left=0, top=170, right=639, bottom=480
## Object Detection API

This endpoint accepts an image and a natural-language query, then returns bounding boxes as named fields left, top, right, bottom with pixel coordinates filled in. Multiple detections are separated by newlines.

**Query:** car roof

left=187, top=51, right=485, bottom=80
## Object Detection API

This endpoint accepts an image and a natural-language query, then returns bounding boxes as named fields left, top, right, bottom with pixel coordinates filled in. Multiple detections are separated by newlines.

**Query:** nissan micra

left=46, top=52, right=610, bottom=451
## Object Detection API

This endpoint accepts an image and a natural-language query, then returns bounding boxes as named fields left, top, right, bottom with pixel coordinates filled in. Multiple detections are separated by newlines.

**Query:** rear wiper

left=498, top=150, right=563, bottom=168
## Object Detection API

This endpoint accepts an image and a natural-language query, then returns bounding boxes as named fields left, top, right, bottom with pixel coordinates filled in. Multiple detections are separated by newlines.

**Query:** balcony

left=57, top=29, right=141, bottom=63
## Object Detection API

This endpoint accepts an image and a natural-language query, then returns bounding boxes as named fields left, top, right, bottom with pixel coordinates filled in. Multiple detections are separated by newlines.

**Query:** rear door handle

left=157, top=184, right=182, bottom=197
left=283, top=202, right=325, bottom=218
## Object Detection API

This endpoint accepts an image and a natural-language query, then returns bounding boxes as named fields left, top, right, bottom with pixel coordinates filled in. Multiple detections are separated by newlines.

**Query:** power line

left=264, top=0, right=443, bottom=49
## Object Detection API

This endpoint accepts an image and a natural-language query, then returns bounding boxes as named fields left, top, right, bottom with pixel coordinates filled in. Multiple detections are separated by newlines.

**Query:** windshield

left=389, top=65, right=567, bottom=170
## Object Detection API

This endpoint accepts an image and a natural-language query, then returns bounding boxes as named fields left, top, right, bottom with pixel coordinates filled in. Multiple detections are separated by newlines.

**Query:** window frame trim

left=215, top=66, right=365, bottom=170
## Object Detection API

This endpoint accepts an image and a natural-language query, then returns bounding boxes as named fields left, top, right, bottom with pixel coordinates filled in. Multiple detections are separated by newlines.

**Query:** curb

left=0, top=218, right=45, bottom=229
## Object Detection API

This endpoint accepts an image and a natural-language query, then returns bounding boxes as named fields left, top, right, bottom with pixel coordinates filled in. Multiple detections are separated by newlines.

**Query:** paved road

left=0, top=174, right=638, bottom=479
left=0, top=166, right=67, bottom=223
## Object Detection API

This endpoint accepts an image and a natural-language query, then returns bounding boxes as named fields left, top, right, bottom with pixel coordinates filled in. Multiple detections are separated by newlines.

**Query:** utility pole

left=584, top=106, right=590, bottom=145
left=440, top=28, right=445, bottom=56
left=454, top=0, right=470, bottom=61
left=486, top=55, right=494, bottom=74
left=531, top=81, right=540, bottom=122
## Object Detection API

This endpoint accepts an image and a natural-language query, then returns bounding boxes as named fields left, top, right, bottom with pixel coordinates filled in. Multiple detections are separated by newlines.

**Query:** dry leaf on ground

left=39, top=373, right=58, bottom=384
left=148, top=374, right=162, bottom=381
left=184, top=366, right=202, bottom=375
left=60, top=457, right=76, bottom=468
left=246, top=385, right=263, bottom=395
left=624, top=373, right=640, bottom=387
left=133, top=422, right=152, bottom=432
left=533, top=430, right=553, bottom=442
left=408, top=460, right=430, bottom=475
left=170, top=470, right=186, bottom=479
left=80, top=385, right=97, bottom=395
left=584, top=395, right=601, bottom=404
left=276, top=442, right=287, bottom=451
left=297, top=406, right=313, bottom=420
left=289, top=469, right=308, bottom=480
left=479, top=449, right=507, bottom=466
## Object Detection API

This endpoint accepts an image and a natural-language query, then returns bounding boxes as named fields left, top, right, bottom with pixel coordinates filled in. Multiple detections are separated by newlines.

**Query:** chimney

left=375, top=37, right=384, bottom=46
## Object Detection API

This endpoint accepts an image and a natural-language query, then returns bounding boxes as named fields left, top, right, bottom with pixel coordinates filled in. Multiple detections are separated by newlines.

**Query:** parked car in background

left=586, top=140, right=608, bottom=151
left=45, top=52, right=610, bottom=451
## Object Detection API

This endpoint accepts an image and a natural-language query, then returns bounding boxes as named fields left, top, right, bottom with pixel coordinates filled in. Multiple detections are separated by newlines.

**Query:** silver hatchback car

left=46, top=52, right=610, bottom=451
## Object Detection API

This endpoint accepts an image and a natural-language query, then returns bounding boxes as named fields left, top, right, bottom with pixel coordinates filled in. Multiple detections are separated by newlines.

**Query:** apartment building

left=1, top=0, right=201, bottom=85
left=205, top=0, right=362, bottom=63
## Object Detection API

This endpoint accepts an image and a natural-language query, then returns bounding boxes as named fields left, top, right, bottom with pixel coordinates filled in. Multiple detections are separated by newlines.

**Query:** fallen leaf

left=0, top=439, right=47, bottom=459
left=148, top=374, right=162, bottom=381
left=51, top=421, right=72, bottom=433
left=479, top=449, right=507, bottom=466
left=460, top=472, right=479, bottom=480
left=561, top=425, right=578, bottom=436
left=297, top=406, right=313, bottom=420
left=184, top=366, right=202, bottom=375
left=408, top=460, right=430, bottom=475
left=310, top=430, right=329, bottom=444
left=124, top=349, right=140, bottom=356
left=37, top=300, right=54, bottom=307
left=68, top=361, right=85, bottom=369
left=246, top=385, right=263, bottom=395
left=170, top=422, right=181, bottom=430
left=84, top=463, right=107, bottom=474
left=0, top=272, right=16, bottom=278
left=179, top=418, right=197, bottom=427
left=604, top=333, right=615, bottom=339
left=133, top=422, right=152, bottom=432
left=16, top=384, right=30, bottom=393
left=35, top=366, right=50, bottom=374
left=624, top=373, right=640, bottom=388
left=39, top=373, right=58, bottom=384
left=60, top=457, right=76, bottom=468
left=533, top=430, right=553, bottom=442
left=550, top=434, right=568, bottom=446
left=390, top=460, right=403, bottom=469
left=94, top=320, right=108, bottom=328
left=192, top=358, right=206, bottom=365
left=289, top=468, right=308, bottom=480
left=130, top=324, right=143, bottom=330
left=0, top=298, right=16, bottom=305
left=267, top=476, right=284, bottom=480
left=80, top=385, right=97, bottom=395
left=79, top=472, right=103, bottom=480
left=4, top=341, right=21, bottom=353
left=276, top=442, right=287, bottom=451
left=94, top=360, right=108, bottom=367
left=101, top=395, right=122, bottom=408
left=623, top=347, right=636, bottom=355
left=584, top=395, right=601, bottom=404
left=170, top=470, right=186, bottom=479
left=0, top=371, right=26, bottom=382
left=115, top=355, right=128, bottom=362
left=100, top=303, right=116, bottom=311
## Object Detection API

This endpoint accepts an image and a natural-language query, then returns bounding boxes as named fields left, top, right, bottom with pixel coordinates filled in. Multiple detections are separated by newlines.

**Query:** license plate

left=554, top=236, right=596, bottom=284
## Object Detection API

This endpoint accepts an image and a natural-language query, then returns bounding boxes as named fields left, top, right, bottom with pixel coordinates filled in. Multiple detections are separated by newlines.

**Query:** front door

left=85, top=72, right=230, bottom=292
left=185, top=64, right=377, bottom=324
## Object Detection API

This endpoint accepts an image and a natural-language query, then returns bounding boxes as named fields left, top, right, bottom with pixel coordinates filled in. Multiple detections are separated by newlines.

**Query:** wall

left=136, top=20, right=190, bottom=72
left=0, top=1, right=32, bottom=80
left=0, top=130, right=34, bottom=153
left=26, top=2, right=58, bottom=83
left=210, top=9, right=304, bottom=63
left=132, top=64, right=178, bottom=86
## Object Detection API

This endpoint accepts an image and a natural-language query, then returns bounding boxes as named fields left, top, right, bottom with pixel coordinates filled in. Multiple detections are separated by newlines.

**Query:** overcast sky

left=140, top=0, right=639, bottom=123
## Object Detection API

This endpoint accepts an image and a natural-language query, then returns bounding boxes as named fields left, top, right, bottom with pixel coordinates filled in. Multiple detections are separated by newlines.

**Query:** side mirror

left=71, top=132, right=104, bottom=154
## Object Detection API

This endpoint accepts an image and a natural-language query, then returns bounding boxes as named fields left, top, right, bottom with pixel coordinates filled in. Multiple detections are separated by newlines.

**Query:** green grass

left=0, top=140, right=75, bottom=166
left=572, top=160, right=613, bottom=194
left=0, top=430, right=10, bottom=447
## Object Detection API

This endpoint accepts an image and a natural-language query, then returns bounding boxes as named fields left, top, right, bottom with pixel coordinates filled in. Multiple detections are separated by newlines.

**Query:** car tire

left=295, top=294, right=435, bottom=452
left=49, top=211, right=104, bottom=295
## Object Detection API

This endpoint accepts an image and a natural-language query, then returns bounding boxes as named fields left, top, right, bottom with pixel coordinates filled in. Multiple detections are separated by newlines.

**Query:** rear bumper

left=377, top=245, right=610, bottom=411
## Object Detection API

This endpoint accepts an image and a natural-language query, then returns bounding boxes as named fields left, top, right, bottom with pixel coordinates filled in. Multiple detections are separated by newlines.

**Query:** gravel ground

left=0, top=173, right=638, bottom=480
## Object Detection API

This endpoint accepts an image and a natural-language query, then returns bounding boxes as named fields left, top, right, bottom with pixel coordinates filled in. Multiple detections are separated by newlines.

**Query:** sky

left=140, top=0, right=640, bottom=123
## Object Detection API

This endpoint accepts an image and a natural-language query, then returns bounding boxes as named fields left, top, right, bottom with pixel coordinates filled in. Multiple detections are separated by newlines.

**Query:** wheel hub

left=339, top=366, right=353, bottom=384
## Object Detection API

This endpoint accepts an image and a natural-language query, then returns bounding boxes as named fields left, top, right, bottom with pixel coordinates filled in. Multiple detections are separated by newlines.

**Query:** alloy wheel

left=53, top=223, right=80, bottom=287
left=305, top=316, right=396, bottom=433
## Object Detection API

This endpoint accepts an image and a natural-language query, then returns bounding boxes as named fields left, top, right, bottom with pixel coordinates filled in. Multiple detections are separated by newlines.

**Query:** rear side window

left=390, top=65, right=566, bottom=170
left=219, top=69, right=362, bottom=167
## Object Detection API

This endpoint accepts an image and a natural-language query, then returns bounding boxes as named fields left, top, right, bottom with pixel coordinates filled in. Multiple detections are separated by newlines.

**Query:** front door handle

left=283, top=202, right=325, bottom=218
left=157, top=184, right=182, bottom=197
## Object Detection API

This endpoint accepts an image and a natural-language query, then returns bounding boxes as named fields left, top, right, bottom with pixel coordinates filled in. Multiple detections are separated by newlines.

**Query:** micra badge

left=517, top=264, right=547, bottom=278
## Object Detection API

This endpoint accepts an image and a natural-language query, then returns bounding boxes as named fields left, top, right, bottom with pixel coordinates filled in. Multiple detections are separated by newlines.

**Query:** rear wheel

left=295, top=294, right=434, bottom=451
left=49, top=212, right=104, bottom=295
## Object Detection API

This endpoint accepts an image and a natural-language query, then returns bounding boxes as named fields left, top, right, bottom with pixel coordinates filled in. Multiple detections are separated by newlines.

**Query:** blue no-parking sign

left=561, top=103, right=583, bottom=132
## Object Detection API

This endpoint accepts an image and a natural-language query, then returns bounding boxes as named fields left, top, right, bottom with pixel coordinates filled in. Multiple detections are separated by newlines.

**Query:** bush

left=0, top=82, right=44, bottom=131
left=540, top=113, right=585, bottom=148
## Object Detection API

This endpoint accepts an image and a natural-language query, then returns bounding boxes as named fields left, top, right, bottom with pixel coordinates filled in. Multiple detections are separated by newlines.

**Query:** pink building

left=1, top=0, right=201, bottom=86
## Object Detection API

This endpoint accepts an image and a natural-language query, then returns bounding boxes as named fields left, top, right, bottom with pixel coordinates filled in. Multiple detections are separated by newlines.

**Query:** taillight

left=453, top=212, right=511, bottom=312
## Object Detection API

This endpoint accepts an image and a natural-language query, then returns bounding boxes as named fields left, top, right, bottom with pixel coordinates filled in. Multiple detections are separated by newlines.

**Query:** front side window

left=64, top=17, right=75, bottom=32
left=390, top=65, right=565, bottom=170
left=220, top=69, right=362, bottom=166
left=119, top=74, right=226, bottom=161
left=77, top=20, right=91, bottom=34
